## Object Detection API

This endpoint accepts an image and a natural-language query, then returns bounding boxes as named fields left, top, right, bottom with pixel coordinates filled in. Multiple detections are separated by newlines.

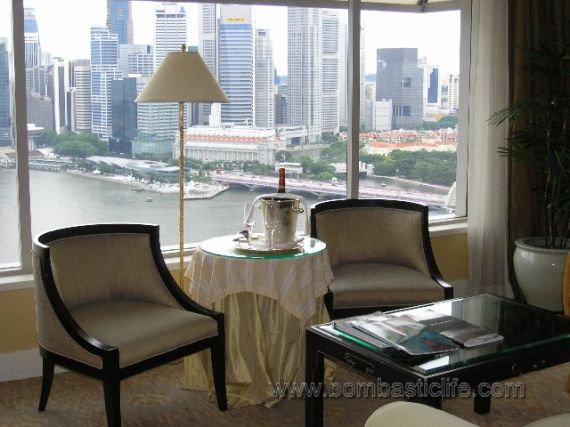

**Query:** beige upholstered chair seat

left=71, top=300, right=218, bottom=368
left=331, top=263, right=445, bottom=309
left=365, top=402, right=570, bottom=427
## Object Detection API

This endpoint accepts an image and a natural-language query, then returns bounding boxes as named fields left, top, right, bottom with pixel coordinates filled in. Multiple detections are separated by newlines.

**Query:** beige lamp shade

left=136, top=51, right=228, bottom=103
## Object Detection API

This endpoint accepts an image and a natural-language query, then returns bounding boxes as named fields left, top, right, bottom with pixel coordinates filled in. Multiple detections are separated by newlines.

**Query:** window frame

left=2, top=0, right=469, bottom=278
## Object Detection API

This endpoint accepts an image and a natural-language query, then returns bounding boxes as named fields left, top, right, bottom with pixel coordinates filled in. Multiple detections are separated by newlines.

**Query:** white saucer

left=234, top=238, right=303, bottom=255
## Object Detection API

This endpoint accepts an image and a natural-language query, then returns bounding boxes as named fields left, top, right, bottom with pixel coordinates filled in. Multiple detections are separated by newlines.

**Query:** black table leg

left=305, top=331, right=325, bottom=427
left=474, top=386, right=491, bottom=414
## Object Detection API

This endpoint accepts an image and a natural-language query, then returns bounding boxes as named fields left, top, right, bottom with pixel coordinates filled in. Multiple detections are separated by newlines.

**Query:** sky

left=2, top=1, right=460, bottom=76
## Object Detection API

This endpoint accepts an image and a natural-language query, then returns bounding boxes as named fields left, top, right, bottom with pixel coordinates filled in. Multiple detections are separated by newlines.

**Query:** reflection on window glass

left=14, top=1, right=347, bottom=253
left=359, top=10, right=460, bottom=220
left=0, top=1, right=19, bottom=267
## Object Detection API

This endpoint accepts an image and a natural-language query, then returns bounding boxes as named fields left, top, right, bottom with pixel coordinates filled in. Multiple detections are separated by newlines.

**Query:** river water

left=0, top=168, right=453, bottom=266
left=0, top=169, right=325, bottom=265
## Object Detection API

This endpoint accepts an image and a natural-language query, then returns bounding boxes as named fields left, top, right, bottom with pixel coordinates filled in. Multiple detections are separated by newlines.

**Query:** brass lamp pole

left=136, top=46, right=229, bottom=285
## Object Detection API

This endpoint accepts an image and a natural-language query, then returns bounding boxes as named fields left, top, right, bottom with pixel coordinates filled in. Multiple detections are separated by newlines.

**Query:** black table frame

left=305, top=297, right=570, bottom=427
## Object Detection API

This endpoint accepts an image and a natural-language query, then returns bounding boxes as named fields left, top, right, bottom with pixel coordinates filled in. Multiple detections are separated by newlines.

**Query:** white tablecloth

left=186, top=236, right=333, bottom=321
left=183, top=235, right=334, bottom=407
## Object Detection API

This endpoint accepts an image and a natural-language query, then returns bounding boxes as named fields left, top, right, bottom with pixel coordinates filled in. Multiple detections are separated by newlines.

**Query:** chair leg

left=38, top=357, right=55, bottom=411
left=211, top=337, right=227, bottom=411
left=103, top=375, right=121, bottom=427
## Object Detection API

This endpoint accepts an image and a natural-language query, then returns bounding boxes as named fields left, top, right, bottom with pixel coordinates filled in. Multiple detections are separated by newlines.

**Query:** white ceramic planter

left=513, top=237, right=569, bottom=312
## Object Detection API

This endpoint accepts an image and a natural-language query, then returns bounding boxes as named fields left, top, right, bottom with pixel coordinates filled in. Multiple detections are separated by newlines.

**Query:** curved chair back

left=311, top=199, right=437, bottom=278
left=34, top=224, right=177, bottom=310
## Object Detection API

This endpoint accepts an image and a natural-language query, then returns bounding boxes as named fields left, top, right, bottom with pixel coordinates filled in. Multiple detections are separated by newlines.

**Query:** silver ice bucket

left=259, top=196, right=305, bottom=245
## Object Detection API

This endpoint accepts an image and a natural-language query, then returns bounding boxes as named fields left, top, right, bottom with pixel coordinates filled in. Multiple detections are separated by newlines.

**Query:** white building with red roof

left=177, top=124, right=285, bottom=165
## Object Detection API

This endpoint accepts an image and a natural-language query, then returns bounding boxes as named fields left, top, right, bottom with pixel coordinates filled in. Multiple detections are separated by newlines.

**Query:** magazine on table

left=404, top=309, right=504, bottom=348
left=334, top=313, right=460, bottom=356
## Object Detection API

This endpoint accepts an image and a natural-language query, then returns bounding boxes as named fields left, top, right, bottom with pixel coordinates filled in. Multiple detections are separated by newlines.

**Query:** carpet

left=1, top=361, right=570, bottom=426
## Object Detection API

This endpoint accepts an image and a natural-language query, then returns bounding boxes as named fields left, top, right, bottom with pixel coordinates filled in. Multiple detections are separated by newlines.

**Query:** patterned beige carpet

left=1, top=360, right=570, bottom=426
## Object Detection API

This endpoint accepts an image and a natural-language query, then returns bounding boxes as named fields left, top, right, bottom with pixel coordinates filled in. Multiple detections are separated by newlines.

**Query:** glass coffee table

left=305, top=294, right=570, bottom=427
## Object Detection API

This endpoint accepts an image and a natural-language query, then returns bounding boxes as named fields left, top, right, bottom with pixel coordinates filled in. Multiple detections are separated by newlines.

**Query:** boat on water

left=146, top=197, right=153, bottom=202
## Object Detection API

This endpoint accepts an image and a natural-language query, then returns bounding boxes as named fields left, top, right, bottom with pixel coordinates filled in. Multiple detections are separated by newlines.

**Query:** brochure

left=405, top=309, right=504, bottom=348
left=335, top=314, right=460, bottom=356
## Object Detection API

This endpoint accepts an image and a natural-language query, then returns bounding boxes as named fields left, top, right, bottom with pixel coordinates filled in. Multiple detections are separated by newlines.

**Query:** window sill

left=1, top=220, right=467, bottom=292
left=429, top=217, right=468, bottom=237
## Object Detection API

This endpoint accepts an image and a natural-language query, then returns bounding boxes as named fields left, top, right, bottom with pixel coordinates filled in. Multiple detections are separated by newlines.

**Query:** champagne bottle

left=277, top=167, right=286, bottom=193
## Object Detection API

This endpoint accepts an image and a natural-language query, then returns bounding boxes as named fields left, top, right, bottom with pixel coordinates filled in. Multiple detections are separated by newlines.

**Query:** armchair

left=32, top=223, right=227, bottom=426
left=310, top=199, right=453, bottom=319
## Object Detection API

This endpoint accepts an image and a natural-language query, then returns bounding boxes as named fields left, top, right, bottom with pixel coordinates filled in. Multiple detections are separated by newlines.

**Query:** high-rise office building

left=287, top=7, right=322, bottom=143
left=376, top=47, right=423, bottom=129
left=69, top=59, right=92, bottom=133
left=0, top=38, right=10, bottom=146
left=338, top=21, right=347, bottom=128
left=448, top=74, right=460, bottom=112
left=118, top=44, right=153, bottom=77
left=427, top=67, right=439, bottom=104
left=90, top=26, right=122, bottom=141
left=154, top=3, right=187, bottom=67
left=254, top=28, right=274, bottom=128
left=137, top=3, right=186, bottom=146
left=274, top=92, right=287, bottom=126
left=51, top=58, right=69, bottom=134
left=111, top=77, right=137, bottom=155
left=219, top=4, right=254, bottom=125
left=107, top=0, right=133, bottom=44
left=24, top=8, right=41, bottom=68
left=198, top=3, right=218, bottom=125
left=321, top=10, right=339, bottom=134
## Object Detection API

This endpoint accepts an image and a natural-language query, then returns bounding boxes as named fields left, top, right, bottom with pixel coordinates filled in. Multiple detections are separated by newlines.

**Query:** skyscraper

left=136, top=3, right=186, bottom=145
left=69, top=59, right=92, bottom=133
left=287, top=7, right=322, bottom=143
left=376, top=48, right=423, bottom=129
left=107, top=0, right=133, bottom=44
left=24, top=8, right=41, bottom=68
left=448, top=74, right=460, bottom=112
left=254, top=28, right=274, bottom=128
left=198, top=3, right=218, bottom=125
left=154, top=3, right=187, bottom=67
left=219, top=4, right=254, bottom=125
left=90, top=26, right=122, bottom=140
left=118, top=44, right=153, bottom=77
left=338, top=21, right=347, bottom=128
left=321, top=10, right=339, bottom=134
left=51, top=58, right=69, bottom=134
left=0, top=38, right=10, bottom=147
left=111, top=77, right=137, bottom=154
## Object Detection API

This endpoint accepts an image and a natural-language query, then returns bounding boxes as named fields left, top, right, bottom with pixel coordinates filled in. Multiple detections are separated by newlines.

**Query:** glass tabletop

left=316, top=294, right=570, bottom=375
left=199, top=234, right=327, bottom=260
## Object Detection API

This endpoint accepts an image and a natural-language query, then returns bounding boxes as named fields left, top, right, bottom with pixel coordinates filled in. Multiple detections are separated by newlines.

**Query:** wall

left=0, top=232, right=468, bottom=379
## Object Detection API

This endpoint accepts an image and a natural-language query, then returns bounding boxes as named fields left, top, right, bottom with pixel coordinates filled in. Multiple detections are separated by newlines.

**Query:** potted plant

left=489, top=39, right=570, bottom=311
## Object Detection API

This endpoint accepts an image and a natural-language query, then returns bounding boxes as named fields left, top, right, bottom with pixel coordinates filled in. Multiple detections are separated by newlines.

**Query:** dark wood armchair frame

left=33, top=223, right=227, bottom=426
left=310, top=198, right=453, bottom=319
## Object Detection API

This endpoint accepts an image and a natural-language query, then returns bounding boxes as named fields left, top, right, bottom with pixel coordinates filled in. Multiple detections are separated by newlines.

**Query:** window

left=1, top=0, right=467, bottom=274
left=0, top=1, right=18, bottom=267
left=359, top=7, right=463, bottom=220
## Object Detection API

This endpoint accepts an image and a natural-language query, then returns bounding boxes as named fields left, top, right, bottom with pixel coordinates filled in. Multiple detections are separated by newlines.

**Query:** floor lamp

left=136, top=46, right=228, bottom=284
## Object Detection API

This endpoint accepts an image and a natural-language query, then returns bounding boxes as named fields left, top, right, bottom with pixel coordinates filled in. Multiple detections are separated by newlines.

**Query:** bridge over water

left=211, top=173, right=447, bottom=206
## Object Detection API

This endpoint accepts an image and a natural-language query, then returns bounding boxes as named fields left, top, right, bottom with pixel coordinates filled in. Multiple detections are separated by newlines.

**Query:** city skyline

left=2, top=1, right=460, bottom=77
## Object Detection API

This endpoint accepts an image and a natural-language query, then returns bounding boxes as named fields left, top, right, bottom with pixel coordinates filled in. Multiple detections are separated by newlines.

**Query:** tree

left=438, top=115, right=458, bottom=129
left=54, top=140, right=96, bottom=158
left=36, top=130, right=59, bottom=147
